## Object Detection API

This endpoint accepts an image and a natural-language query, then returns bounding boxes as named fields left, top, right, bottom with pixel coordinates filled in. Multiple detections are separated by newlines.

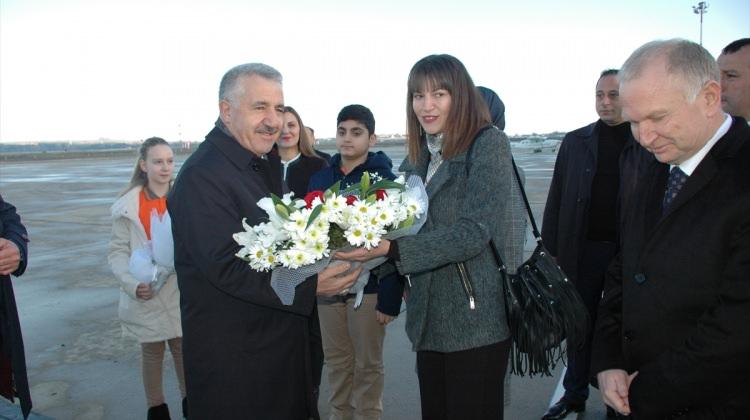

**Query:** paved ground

left=0, top=146, right=610, bottom=419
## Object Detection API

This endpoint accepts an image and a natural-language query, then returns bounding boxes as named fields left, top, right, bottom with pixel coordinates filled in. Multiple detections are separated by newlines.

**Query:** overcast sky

left=1, top=0, right=748, bottom=143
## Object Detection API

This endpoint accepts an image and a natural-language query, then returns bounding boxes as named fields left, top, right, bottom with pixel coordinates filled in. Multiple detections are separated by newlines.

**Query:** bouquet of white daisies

left=233, top=173, right=427, bottom=305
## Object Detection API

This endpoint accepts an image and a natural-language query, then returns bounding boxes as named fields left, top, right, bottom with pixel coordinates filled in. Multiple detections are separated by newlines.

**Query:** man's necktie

left=663, top=166, right=688, bottom=212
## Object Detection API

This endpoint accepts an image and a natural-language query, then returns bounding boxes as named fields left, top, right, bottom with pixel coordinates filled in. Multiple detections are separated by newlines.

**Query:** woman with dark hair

left=108, top=137, right=186, bottom=419
left=337, top=54, right=517, bottom=419
left=277, top=106, right=329, bottom=198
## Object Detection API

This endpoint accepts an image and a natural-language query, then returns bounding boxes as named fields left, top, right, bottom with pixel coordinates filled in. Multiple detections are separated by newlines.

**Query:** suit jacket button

left=634, top=273, right=646, bottom=284
left=251, top=163, right=259, bottom=171
left=624, top=330, right=634, bottom=341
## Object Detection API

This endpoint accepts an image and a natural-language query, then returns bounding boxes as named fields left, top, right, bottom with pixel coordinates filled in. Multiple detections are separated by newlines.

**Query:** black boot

left=182, top=397, right=188, bottom=419
left=147, top=403, right=171, bottom=420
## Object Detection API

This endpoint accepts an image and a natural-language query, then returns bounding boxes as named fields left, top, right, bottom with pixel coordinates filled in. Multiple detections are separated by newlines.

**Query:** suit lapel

left=401, top=144, right=453, bottom=232
left=426, top=163, right=450, bottom=198
left=583, top=124, right=599, bottom=163
left=660, top=155, right=717, bottom=219
left=426, top=151, right=467, bottom=199
left=643, top=161, right=669, bottom=236
left=400, top=144, right=429, bottom=177
left=647, top=120, right=745, bottom=236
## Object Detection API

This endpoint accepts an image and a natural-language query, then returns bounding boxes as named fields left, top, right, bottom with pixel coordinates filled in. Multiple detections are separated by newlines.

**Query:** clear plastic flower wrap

left=233, top=174, right=428, bottom=305
left=127, top=209, right=175, bottom=294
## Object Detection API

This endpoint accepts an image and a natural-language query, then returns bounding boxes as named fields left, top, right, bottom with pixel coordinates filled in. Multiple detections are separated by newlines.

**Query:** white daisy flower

left=345, top=225, right=366, bottom=247
left=362, top=226, right=386, bottom=249
left=311, top=241, right=329, bottom=258
left=373, top=207, right=395, bottom=227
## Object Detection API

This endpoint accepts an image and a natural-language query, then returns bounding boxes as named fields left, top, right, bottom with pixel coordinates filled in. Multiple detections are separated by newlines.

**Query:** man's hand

left=316, top=261, right=362, bottom=297
left=335, top=239, right=390, bottom=262
left=0, top=238, right=21, bottom=276
left=136, top=283, right=153, bottom=300
left=376, top=310, right=395, bottom=325
left=597, top=369, right=638, bottom=416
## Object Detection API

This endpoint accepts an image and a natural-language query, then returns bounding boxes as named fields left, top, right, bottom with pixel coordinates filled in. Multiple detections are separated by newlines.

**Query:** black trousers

left=563, top=240, right=617, bottom=403
left=309, top=305, right=323, bottom=406
left=416, top=339, right=511, bottom=420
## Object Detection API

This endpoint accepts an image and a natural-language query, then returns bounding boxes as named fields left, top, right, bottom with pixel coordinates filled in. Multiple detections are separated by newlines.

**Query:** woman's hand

left=136, top=283, right=153, bottom=300
left=335, top=240, right=391, bottom=262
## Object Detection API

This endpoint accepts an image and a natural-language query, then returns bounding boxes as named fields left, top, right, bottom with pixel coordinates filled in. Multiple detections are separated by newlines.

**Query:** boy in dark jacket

left=308, top=104, right=403, bottom=419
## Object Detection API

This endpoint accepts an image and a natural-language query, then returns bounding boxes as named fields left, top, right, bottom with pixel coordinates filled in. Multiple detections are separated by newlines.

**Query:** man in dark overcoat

left=0, top=195, right=31, bottom=418
left=541, top=69, right=650, bottom=419
left=168, top=63, right=359, bottom=419
left=591, top=39, right=750, bottom=419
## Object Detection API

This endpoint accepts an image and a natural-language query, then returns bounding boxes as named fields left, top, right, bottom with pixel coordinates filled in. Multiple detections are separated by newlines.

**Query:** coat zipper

left=456, top=262, right=476, bottom=310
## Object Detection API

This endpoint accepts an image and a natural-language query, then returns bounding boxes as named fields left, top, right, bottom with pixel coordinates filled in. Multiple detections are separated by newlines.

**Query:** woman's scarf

left=425, top=133, right=444, bottom=184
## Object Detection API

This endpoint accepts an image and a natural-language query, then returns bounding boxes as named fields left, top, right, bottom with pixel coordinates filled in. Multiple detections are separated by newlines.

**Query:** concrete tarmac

left=0, top=148, right=608, bottom=419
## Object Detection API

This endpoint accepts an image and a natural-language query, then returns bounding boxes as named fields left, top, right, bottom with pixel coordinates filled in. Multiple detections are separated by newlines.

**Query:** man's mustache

left=256, top=125, right=279, bottom=135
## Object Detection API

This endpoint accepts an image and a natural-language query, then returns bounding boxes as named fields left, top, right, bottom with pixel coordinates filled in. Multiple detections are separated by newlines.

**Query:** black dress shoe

left=541, top=398, right=585, bottom=420
left=147, top=403, right=171, bottom=420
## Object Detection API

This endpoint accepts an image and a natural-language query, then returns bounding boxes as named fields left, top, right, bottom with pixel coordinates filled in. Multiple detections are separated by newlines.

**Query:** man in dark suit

left=168, top=63, right=359, bottom=419
left=0, top=195, right=31, bottom=418
left=592, top=39, right=750, bottom=419
left=541, top=69, right=647, bottom=420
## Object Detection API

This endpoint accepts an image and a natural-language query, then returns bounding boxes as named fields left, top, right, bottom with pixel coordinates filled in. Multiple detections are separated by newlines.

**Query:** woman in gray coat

left=338, top=54, right=516, bottom=419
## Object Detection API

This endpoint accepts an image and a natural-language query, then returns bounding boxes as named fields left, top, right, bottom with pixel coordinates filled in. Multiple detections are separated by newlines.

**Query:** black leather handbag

left=490, top=159, right=589, bottom=377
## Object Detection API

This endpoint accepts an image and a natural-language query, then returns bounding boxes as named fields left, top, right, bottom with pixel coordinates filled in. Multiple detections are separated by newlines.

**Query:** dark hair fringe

left=337, top=104, right=375, bottom=135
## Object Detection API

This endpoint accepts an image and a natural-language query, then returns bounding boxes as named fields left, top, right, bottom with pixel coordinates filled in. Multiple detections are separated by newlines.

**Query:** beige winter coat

left=108, top=186, right=182, bottom=343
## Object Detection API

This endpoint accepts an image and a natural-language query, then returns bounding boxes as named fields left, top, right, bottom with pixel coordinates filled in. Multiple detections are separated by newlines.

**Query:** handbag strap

left=510, top=158, right=542, bottom=242
left=464, top=126, right=542, bottom=242
left=488, top=237, right=506, bottom=271
left=464, top=128, right=544, bottom=265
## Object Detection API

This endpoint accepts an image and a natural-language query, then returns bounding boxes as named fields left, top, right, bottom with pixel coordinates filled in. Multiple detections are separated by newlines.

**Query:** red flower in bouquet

left=304, top=191, right=325, bottom=209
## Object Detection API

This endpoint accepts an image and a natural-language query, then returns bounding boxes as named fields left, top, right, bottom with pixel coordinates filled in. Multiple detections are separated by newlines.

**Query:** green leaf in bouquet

left=397, top=213, right=415, bottom=229
left=270, top=193, right=293, bottom=212
left=365, top=179, right=405, bottom=196
left=360, top=171, right=370, bottom=194
left=366, top=194, right=377, bottom=204
left=325, top=181, right=342, bottom=199
left=274, top=203, right=291, bottom=221
left=306, top=204, right=323, bottom=230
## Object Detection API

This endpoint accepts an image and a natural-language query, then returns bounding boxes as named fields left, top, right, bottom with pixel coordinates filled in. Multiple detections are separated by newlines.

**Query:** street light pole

left=692, top=2, right=709, bottom=46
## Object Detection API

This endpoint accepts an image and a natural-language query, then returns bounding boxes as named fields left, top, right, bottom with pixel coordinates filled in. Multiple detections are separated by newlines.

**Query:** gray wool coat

left=395, top=126, right=521, bottom=352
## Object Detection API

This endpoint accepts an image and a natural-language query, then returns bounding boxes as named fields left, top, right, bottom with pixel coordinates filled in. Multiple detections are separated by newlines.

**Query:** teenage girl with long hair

left=108, top=137, right=186, bottom=419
